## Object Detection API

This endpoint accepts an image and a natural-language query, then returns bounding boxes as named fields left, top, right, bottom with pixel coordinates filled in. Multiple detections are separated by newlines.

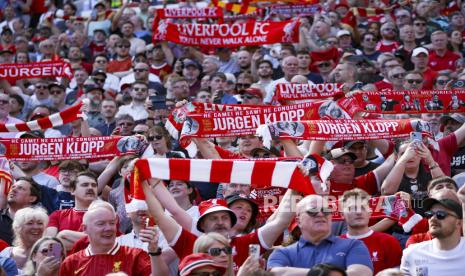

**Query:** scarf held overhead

left=339, top=90, right=465, bottom=115
left=0, top=102, right=83, bottom=133
left=0, top=61, right=73, bottom=81
left=256, top=119, right=430, bottom=148
left=153, top=19, right=300, bottom=47
left=134, top=158, right=316, bottom=195
left=178, top=100, right=352, bottom=145
left=275, top=83, right=343, bottom=101
left=0, top=135, right=147, bottom=161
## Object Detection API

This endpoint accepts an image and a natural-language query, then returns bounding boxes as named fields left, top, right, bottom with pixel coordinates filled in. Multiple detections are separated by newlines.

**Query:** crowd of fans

left=1, top=0, right=465, bottom=275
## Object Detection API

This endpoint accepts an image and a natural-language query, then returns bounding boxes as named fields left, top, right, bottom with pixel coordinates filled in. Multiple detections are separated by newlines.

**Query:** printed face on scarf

left=222, top=183, right=251, bottom=198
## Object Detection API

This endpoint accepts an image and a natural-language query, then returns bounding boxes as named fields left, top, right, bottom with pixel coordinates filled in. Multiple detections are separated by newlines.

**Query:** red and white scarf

left=0, top=61, right=73, bottom=82
left=152, top=19, right=300, bottom=47
left=178, top=101, right=352, bottom=146
left=257, top=119, right=430, bottom=148
left=0, top=102, right=83, bottom=133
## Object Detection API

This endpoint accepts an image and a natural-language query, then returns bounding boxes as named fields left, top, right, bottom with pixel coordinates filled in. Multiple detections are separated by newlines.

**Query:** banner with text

left=276, top=83, right=343, bottom=101
left=0, top=136, right=148, bottom=161
left=156, top=7, right=224, bottom=19
left=340, top=90, right=465, bottom=115
left=153, top=19, right=300, bottom=47
left=266, top=3, right=321, bottom=17
left=179, top=100, right=352, bottom=145
left=0, top=61, right=73, bottom=81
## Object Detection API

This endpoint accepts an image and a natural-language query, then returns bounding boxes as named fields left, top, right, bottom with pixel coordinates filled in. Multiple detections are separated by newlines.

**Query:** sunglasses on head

left=148, top=135, right=163, bottom=141
left=406, top=79, right=422, bottom=84
left=208, top=246, right=232, bottom=256
left=424, top=210, right=457, bottom=220
left=306, top=208, right=332, bottom=217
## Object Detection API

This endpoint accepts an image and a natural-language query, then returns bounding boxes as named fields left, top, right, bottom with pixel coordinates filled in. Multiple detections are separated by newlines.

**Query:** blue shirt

left=268, top=235, right=373, bottom=271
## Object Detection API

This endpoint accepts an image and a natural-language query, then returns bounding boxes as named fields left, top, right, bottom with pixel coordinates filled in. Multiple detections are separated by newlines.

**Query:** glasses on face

left=208, top=246, right=233, bottom=256
left=236, top=83, right=251, bottom=89
left=406, top=79, right=422, bottom=84
left=117, top=45, right=130, bottom=49
left=391, top=73, right=406, bottom=79
left=243, top=94, right=259, bottom=100
left=414, top=22, right=426, bottom=27
left=436, top=79, right=449, bottom=85
left=334, top=157, right=354, bottom=165
left=306, top=208, right=332, bottom=217
left=134, top=68, right=148, bottom=73
left=118, top=122, right=134, bottom=127
left=190, top=271, right=221, bottom=276
left=317, top=61, right=331, bottom=68
left=148, top=135, right=163, bottom=141
left=424, top=210, right=457, bottom=220
left=133, top=87, right=147, bottom=92
left=50, top=90, right=63, bottom=95
left=132, top=131, right=146, bottom=135
left=93, top=77, right=106, bottom=83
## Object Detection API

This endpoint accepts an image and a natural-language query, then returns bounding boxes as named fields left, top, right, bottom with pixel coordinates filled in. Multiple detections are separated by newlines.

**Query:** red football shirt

left=107, top=58, right=132, bottom=73
left=341, top=230, right=402, bottom=274
left=430, top=133, right=458, bottom=176
left=171, top=227, right=264, bottom=271
left=428, top=50, right=460, bottom=71
left=59, top=242, right=151, bottom=276
left=215, top=145, right=244, bottom=159
left=48, top=208, right=86, bottom=232
left=329, top=171, right=378, bottom=197
left=150, top=63, right=173, bottom=81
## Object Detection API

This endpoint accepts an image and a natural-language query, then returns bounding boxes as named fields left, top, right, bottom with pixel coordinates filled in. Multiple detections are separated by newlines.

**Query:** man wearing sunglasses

left=115, top=81, right=149, bottom=122
left=401, top=194, right=464, bottom=275
left=268, top=194, right=374, bottom=276
left=107, top=39, right=132, bottom=77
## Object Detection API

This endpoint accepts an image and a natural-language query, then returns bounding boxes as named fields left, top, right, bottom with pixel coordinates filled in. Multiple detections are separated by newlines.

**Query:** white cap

left=337, top=29, right=351, bottom=37
left=412, top=47, right=429, bottom=57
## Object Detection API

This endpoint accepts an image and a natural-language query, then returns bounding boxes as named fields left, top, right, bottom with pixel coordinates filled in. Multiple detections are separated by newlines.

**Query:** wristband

left=148, top=248, right=162, bottom=256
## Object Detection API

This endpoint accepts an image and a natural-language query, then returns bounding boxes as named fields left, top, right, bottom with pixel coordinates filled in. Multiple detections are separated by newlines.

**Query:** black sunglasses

left=208, top=246, right=232, bottom=256
left=132, top=131, right=146, bottom=135
left=406, top=79, right=422, bottom=84
left=148, top=135, right=163, bottom=141
left=436, top=79, right=449, bottom=85
left=317, top=61, right=331, bottom=68
left=424, top=210, right=457, bottom=220
left=236, top=83, right=251, bottom=89
left=117, top=45, right=130, bottom=49
left=306, top=208, right=332, bottom=217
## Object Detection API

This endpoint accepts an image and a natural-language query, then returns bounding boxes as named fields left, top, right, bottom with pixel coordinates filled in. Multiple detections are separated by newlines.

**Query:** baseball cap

left=337, top=29, right=351, bottom=38
left=84, top=79, right=104, bottom=94
left=225, top=193, right=259, bottom=222
left=423, top=198, right=463, bottom=219
left=183, top=59, right=202, bottom=70
left=440, top=113, right=465, bottom=125
left=178, top=253, right=226, bottom=276
left=196, top=199, right=237, bottom=232
left=328, top=147, right=357, bottom=160
left=412, top=47, right=429, bottom=57
left=92, top=69, right=107, bottom=78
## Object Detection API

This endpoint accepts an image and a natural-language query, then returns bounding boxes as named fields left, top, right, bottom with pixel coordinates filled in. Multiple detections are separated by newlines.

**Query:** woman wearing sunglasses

left=148, top=125, right=186, bottom=158
left=22, top=237, right=66, bottom=276
left=193, top=233, right=234, bottom=276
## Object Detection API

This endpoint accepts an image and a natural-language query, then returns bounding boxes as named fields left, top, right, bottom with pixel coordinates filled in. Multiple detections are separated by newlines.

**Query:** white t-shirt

left=400, top=237, right=465, bottom=276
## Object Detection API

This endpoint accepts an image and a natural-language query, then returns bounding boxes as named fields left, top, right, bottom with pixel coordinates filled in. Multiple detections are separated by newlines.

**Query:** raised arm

left=142, top=179, right=181, bottom=243
left=192, top=138, right=221, bottom=159
left=453, top=120, right=465, bottom=145
left=372, top=153, right=396, bottom=186
left=259, top=189, right=299, bottom=248
left=152, top=183, right=193, bottom=231
left=381, top=145, right=413, bottom=195
left=281, top=139, right=304, bottom=158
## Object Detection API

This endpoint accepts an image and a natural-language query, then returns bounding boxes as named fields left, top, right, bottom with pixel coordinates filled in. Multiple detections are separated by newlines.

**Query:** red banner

left=0, top=136, right=147, bottom=161
left=0, top=61, right=73, bottom=81
left=179, top=100, right=352, bottom=144
left=165, top=102, right=273, bottom=139
left=156, top=7, right=224, bottom=19
left=257, top=119, right=429, bottom=147
left=340, top=90, right=465, bottom=115
left=153, top=19, right=300, bottom=47
left=276, top=83, right=343, bottom=101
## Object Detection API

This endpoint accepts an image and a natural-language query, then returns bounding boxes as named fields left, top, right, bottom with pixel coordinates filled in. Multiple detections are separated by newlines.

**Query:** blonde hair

left=193, top=233, right=234, bottom=276
left=12, top=207, right=48, bottom=247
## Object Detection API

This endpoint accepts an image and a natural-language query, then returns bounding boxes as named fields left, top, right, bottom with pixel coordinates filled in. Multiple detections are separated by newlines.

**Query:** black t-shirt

left=0, top=209, right=13, bottom=245
left=355, top=161, right=380, bottom=177
left=451, top=146, right=465, bottom=176
left=397, top=165, right=431, bottom=215
left=58, top=191, right=75, bottom=210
